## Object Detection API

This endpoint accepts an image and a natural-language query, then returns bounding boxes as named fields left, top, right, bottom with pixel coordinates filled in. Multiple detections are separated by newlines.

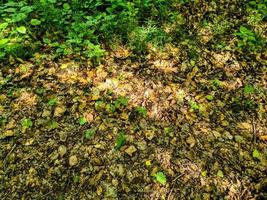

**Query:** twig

left=167, top=174, right=183, bottom=200
left=250, top=115, right=257, bottom=151
left=1, top=144, right=17, bottom=190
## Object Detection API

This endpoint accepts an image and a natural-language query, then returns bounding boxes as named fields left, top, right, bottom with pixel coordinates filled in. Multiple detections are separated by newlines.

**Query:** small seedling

left=211, top=79, right=221, bottom=89
left=115, top=132, right=126, bottom=150
left=244, top=84, right=255, bottom=95
left=206, top=94, right=214, bottom=101
left=189, top=101, right=200, bottom=111
left=21, top=118, right=33, bottom=128
left=136, top=106, right=147, bottom=116
left=154, top=172, right=166, bottom=185
left=49, top=120, right=58, bottom=129
left=114, top=96, right=128, bottom=108
left=84, top=127, right=97, bottom=139
left=48, top=98, right=57, bottom=106
left=79, top=117, right=87, bottom=125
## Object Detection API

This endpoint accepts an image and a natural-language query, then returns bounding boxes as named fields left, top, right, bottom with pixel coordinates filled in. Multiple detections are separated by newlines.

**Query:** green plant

left=21, top=118, right=33, bottom=129
left=84, top=127, right=97, bottom=139
left=206, top=94, right=214, bottom=101
left=79, top=117, right=87, bottom=125
left=154, top=171, right=166, bottom=185
left=244, top=84, right=255, bottom=95
left=115, top=131, right=126, bottom=150
left=234, top=26, right=265, bottom=51
left=49, top=120, right=58, bottom=129
left=211, top=79, right=221, bottom=89
left=114, top=96, right=128, bottom=108
left=189, top=101, right=199, bottom=111
left=136, top=106, right=147, bottom=117
left=47, top=98, right=57, bottom=106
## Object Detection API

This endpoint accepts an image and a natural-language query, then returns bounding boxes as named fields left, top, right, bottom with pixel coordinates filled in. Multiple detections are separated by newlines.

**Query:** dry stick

left=1, top=144, right=17, bottom=189
left=167, top=174, right=183, bottom=200
left=250, top=115, right=257, bottom=151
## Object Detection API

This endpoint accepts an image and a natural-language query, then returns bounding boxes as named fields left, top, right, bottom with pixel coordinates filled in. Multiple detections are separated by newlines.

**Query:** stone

left=58, top=145, right=67, bottom=157
left=125, top=145, right=137, bottom=156
left=186, top=136, right=196, bottom=147
left=69, top=155, right=78, bottom=166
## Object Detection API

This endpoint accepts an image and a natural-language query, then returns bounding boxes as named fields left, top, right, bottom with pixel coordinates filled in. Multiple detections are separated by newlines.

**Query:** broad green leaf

left=20, top=6, right=34, bottom=13
left=30, top=19, right=41, bottom=26
left=17, top=26, right=27, bottom=34
left=115, top=132, right=126, bottom=150
left=0, top=39, right=9, bottom=45
left=0, top=22, right=9, bottom=30
left=154, top=172, right=166, bottom=185
left=63, top=3, right=70, bottom=10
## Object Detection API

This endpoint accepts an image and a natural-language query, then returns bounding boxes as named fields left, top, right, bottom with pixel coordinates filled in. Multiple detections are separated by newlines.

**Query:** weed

left=115, top=131, right=126, bottom=150
left=136, top=106, right=147, bottom=117
left=154, top=171, right=166, bottom=185
left=244, top=84, right=255, bottom=95
left=235, top=26, right=265, bottom=51
left=189, top=101, right=200, bottom=112
left=78, top=117, right=87, bottom=126
left=84, top=127, right=97, bottom=139
left=206, top=94, right=214, bottom=101
left=114, top=96, right=128, bottom=108
left=21, top=118, right=33, bottom=129
left=47, top=98, right=57, bottom=106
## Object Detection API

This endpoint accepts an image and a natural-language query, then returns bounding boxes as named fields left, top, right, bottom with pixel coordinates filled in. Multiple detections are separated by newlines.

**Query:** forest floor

left=0, top=43, right=266, bottom=199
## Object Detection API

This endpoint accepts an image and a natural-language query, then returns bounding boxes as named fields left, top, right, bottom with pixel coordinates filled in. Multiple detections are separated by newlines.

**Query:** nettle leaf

left=30, top=19, right=41, bottom=26
left=63, top=3, right=71, bottom=10
left=0, top=22, right=9, bottom=30
left=17, top=26, right=27, bottom=34
left=20, top=6, right=34, bottom=13
left=154, top=172, right=166, bottom=185
left=0, top=39, right=9, bottom=45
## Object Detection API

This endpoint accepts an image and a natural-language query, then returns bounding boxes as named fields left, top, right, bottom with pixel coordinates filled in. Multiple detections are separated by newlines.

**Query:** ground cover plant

left=0, top=0, right=267, bottom=199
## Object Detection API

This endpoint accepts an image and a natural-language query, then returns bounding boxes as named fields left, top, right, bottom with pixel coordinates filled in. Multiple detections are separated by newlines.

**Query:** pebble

left=69, top=155, right=78, bottom=166
left=125, top=145, right=137, bottom=156
left=58, top=145, right=67, bottom=157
